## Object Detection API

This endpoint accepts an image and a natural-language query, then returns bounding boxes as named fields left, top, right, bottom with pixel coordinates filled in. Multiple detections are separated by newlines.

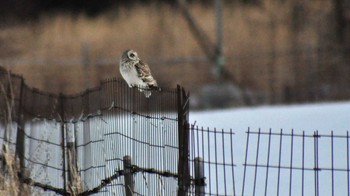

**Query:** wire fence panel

left=0, top=71, right=187, bottom=196
left=189, top=126, right=236, bottom=196
left=1, top=70, right=350, bottom=196
left=242, top=129, right=350, bottom=196
left=188, top=127, right=349, bottom=196
left=80, top=79, right=181, bottom=195
left=24, top=119, right=64, bottom=193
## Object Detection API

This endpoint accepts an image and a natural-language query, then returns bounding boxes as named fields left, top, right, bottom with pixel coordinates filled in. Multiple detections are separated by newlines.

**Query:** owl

left=119, top=49, right=159, bottom=98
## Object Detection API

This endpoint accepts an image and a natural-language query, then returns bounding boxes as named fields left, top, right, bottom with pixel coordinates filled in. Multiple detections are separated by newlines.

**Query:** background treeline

left=0, top=0, right=228, bottom=21
left=0, top=0, right=273, bottom=22
left=0, top=0, right=349, bottom=108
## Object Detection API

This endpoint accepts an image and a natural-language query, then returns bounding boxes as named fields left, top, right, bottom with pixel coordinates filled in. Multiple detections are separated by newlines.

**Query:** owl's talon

left=149, top=85, right=161, bottom=92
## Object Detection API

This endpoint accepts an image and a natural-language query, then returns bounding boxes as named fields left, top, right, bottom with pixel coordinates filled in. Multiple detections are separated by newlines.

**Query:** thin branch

left=131, top=165, right=179, bottom=179
left=78, top=169, right=125, bottom=196
left=78, top=165, right=179, bottom=196
left=20, top=176, right=69, bottom=195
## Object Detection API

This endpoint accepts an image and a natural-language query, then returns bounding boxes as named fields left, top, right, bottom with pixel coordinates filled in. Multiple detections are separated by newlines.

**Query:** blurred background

left=0, top=0, right=349, bottom=109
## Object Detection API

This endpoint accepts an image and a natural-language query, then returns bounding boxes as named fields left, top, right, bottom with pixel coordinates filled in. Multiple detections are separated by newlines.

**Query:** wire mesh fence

left=242, top=128, right=350, bottom=196
left=189, top=126, right=236, bottom=196
left=0, top=70, right=190, bottom=195
left=1, top=70, right=350, bottom=196
left=187, top=127, right=350, bottom=196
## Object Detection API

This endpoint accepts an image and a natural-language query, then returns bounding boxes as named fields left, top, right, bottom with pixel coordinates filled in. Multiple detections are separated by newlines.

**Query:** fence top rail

left=190, top=125, right=235, bottom=134
left=247, top=129, right=350, bottom=138
left=1, top=72, right=178, bottom=98
left=1, top=71, right=181, bottom=122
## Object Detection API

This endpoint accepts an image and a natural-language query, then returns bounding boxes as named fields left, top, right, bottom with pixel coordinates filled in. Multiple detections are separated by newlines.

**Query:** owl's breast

left=120, top=65, right=144, bottom=86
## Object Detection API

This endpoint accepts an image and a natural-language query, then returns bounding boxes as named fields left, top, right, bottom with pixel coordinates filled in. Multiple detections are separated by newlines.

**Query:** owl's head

left=122, top=49, right=139, bottom=61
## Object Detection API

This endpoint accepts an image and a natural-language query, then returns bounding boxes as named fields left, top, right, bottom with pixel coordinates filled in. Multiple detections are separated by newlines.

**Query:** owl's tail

left=143, top=90, right=151, bottom=98
left=137, top=85, right=161, bottom=98
left=149, top=85, right=162, bottom=92
left=136, top=85, right=151, bottom=98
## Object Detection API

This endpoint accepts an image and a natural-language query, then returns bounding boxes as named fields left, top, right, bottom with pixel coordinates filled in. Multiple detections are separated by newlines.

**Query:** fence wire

left=0, top=71, right=185, bottom=196
left=189, top=126, right=236, bottom=196
left=1, top=70, right=350, bottom=196
left=242, top=129, right=350, bottom=196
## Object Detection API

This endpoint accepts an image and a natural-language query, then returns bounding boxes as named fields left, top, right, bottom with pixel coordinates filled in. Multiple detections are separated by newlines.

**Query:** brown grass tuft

left=67, top=149, right=83, bottom=195
left=0, top=144, right=20, bottom=195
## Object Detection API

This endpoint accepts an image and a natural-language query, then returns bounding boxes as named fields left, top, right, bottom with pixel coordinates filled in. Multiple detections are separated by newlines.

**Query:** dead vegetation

left=0, top=70, right=84, bottom=195
left=0, top=144, right=19, bottom=195
left=0, top=70, right=28, bottom=195
left=0, top=1, right=348, bottom=103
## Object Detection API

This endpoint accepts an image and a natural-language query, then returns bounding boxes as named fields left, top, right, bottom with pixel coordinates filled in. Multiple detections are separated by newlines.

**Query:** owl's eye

left=129, top=53, right=135, bottom=58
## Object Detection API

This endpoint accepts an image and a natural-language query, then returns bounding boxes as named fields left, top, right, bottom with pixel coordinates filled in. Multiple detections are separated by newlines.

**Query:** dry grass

left=0, top=146, right=19, bottom=195
left=0, top=71, right=29, bottom=195
left=67, top=149, right=83, bottom=195
left=0, top=2, right=340, bottom=99
left=0, top=72, right=82, bottom=195
left=0, top=144, right=32, bottom=196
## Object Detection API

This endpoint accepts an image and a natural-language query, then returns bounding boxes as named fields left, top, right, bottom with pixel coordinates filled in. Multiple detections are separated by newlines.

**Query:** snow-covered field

left=190, top=101, right=350, bottom=196
left=190, top=101, right=350, bottom=132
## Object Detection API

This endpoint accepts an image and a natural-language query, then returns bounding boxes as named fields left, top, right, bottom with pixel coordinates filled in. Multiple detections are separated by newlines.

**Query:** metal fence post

left=194, top=157, right=205, bottom=196
left=177, top=85, right=190, bottom=196
left=123, top=155, right=134, bottom=196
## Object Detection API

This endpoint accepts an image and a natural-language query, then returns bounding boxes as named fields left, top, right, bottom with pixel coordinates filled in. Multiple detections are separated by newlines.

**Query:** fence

left=188, top=127, right=350, bottom=196
left=242, top=129, right=350, bottom=196
left=189, top=126, right=236, bottom=196
left=1, top=70, right=350, bottom=196
left=0, top=70, right=190, bottom=195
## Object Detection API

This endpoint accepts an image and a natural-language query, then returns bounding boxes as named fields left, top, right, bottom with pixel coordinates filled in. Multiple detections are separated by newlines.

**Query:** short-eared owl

left=119, top=49, right=158, bottom=98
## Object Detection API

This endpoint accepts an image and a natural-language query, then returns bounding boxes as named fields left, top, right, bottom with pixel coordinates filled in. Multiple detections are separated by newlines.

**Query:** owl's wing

left=135, top=60, right=151, bottom=78
left=135, top=60, right=158, bottom=87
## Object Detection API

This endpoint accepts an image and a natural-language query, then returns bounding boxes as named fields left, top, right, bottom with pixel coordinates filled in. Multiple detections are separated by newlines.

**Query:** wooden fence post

left=59, top=93, right=67, bottom=193
left=14, top=76, right=32, bottom=195
left=67, top=124, right=79, bottom=193
left=123, top=155, right=134, bottom=196
left=15, top=77, right=26, bottom=175
left=194, top=157, right=205, bottom=196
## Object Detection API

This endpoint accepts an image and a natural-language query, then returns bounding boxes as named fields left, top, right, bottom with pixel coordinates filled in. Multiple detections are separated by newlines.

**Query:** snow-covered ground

left=190, top=101, right=350, bottom=132
left=190, top=101, right=350, bottom=196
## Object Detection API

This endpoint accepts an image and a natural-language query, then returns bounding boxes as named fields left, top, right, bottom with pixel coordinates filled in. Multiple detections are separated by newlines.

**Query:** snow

left=190, top=101, right=350, bottom=132
left=189, top=101, right=350, bottom=196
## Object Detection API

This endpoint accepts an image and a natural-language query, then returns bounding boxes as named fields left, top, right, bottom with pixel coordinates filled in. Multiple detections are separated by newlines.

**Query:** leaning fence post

left=123, top=155, right=134, bottom=196
left=194, top=157, right=205, bottom=196
left=15, top=76, right=31, bottom=195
